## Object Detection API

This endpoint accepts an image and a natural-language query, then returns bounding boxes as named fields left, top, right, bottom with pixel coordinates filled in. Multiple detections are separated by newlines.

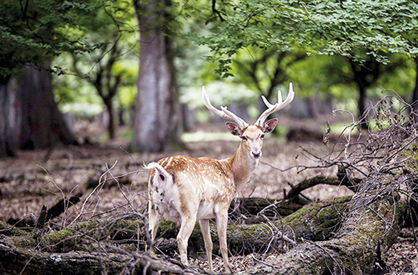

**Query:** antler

left=202, top=86, right=248, bottom=129
left=255, top=83, right=295, bottom=126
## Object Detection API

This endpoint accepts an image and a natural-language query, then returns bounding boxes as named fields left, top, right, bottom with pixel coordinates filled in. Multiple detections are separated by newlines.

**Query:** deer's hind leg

left=177, top=212, right=197, bottom=266
left=199, top=219, right=213, bottom=271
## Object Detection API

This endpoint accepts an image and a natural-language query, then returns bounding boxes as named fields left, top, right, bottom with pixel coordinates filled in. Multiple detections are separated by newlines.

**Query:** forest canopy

left=188, top=0, right=417, bottom=75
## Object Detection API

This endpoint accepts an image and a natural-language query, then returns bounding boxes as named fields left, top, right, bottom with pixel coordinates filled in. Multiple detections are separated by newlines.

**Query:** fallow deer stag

left=144, top=84, right=295, bottom=272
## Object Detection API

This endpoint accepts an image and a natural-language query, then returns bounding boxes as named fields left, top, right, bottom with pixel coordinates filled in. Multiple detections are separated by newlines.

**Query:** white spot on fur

left=165, top=157, right=174, bottom=168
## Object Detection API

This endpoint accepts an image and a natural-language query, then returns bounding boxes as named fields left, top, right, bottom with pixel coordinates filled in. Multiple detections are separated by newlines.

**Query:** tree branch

left=212, top=0, right=224, bottom=21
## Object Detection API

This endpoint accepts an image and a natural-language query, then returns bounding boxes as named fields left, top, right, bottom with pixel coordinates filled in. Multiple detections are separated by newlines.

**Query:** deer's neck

left=227, top=142, right=258, bottom=188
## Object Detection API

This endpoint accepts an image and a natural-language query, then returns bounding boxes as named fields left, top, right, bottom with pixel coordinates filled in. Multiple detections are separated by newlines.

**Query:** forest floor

left=0, top=118, right=416, bottom=274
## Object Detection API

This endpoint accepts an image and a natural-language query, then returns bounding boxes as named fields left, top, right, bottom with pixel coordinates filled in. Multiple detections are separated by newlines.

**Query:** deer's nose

left=252, top=152, right=261, bottom=158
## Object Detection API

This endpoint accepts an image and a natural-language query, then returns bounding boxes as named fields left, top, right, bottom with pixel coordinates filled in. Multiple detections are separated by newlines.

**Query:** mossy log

left=241, top=191, right=408, bottom=274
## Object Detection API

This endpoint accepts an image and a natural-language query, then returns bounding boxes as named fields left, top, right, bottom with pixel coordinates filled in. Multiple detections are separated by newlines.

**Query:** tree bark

left=165, top=32, right=184, bottom=147
left=18, top=65, right=78, bottom=150
left=131, top=0, right=181, bottom=152
left=0, top=78, right=20, bottom=157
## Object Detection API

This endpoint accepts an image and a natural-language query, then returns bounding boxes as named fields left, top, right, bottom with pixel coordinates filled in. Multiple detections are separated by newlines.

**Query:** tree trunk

left=0, top=78, right=20, bottom=157
left=356, top=82, right=369, bottom=129
left=131, top=0, right=179, bottom=152
left=165, top=32, right=184, bottom=147
left=181, top=104, right=195, bottom=132
left=349, top=61, right=368, bottom=129
left=154, top=197, right=351, bottom=256
left=118, top=106, right=126, bottom=126
left=357, top=84, right=366, bottom=119
left=349, top=58, right=381, bottom=128
left=18, top=65, right=78, bottom=149
left=104, top=99, right=115, bottom=140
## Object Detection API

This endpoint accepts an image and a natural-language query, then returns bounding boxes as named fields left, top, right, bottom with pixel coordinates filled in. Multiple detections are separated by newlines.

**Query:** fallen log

left=241, top=181, right=408, bottom=274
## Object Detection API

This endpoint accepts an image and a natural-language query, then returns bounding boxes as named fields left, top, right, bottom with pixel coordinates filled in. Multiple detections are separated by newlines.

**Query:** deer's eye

left=241, top=136, right=248, bottom=141
left=261, top=134, right=265, bottom=139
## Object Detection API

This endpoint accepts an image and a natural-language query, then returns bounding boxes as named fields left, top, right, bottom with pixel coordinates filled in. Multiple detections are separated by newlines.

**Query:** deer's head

left=202, top=84, right=294, bottom=160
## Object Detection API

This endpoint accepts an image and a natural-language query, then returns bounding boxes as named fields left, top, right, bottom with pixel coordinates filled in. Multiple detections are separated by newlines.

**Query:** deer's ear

left=226, top=122, right=242, bottom=136
left=263, top=118, right=279, bottom=133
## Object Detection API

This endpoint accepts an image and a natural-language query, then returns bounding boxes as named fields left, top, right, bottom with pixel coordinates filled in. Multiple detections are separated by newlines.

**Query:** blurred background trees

left=0, top=0, right=101, bottom=156
left=64, top=0, right=137, bottom=140
left=0, top=0, right=416, bottom=156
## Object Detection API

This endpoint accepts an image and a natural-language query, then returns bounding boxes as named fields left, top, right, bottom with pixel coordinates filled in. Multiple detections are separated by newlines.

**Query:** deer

left=143, top=83, right=295, bottom=273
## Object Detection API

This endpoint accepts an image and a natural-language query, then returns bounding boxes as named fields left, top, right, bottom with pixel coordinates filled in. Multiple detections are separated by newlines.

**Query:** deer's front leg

left=177, top=214, right=197, bottom=266
left=216, top=209, right=232, bottom=273
left=199, top=219, right=213, bottom=271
